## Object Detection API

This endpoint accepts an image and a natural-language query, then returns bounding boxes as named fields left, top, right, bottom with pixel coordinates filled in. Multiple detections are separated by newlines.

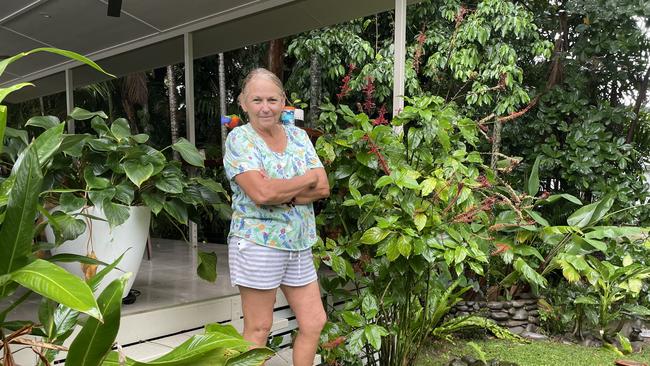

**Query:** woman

left=223, top=68, right=330, bottom=366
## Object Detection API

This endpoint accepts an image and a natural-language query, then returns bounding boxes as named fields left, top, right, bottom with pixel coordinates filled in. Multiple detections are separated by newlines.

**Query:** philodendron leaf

left=26, top=115, right=60, bottom=130
left=0, top=146, right=42, bottom=296
left=163, top=199, right=188, bottom=225
left=172, top=138, right=205, bottom=167
left=59, top=192, right=86, bottom=213
left=110, top=118, right=132, bottom=141
left=10, top=259, right=102, bottom=321
left=48, top=211, right=87, bottom=242
left=141, top=192, right=164, bottom=215
left=102, top=201, right=130, bottom=228
left=84, top=167, right=111, bottom=189
left=69, top=108, right=108, bottom=121
left=197, top=251, right=217, bottom=283
left=123, top=161, right=154, bottom=187
left=66, top=274, right=129, bottom=366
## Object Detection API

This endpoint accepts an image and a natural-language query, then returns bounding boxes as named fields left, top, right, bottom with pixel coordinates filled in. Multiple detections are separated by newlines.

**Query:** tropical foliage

left=0, top=50, right=267, bottom=365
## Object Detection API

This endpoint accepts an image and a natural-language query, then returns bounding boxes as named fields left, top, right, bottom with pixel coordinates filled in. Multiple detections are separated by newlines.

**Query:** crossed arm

left=234, top=168, right=330, bottom=206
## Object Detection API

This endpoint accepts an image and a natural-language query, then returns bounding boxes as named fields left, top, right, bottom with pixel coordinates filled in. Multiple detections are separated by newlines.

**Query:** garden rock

left=491, top=311, right=509, bottom=320
left=487, top=302, right=504, bottom=310
left=511, top=300, right=526, bottom=308
left=509, top=326, right=526, bottom=334
left=520, top=331, right=548, bottom=340
left=512, top=309, right=528, bottom=320
left=449, top=358, right=469, bottom=366
left=506, top=320, right=527, bottom=327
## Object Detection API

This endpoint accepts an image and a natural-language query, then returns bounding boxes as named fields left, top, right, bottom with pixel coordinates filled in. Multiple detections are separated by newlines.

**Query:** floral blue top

left=223, top=123, right=324, bottom=251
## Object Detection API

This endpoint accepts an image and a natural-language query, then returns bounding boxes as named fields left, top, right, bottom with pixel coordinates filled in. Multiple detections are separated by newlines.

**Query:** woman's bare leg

left=239, top=286, right=278, bottom=347
left=281, top=281, right=327, bottom=366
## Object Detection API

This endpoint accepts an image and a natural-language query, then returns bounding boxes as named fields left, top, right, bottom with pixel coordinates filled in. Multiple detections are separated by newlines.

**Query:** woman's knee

left=245, top=318, right=274, bottom=336
left=300, top=309, right=327, bottom=335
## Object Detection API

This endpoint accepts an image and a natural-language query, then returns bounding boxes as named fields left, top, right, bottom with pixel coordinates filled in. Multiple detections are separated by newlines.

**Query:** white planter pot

left=46, top=206, right=151, bottom=299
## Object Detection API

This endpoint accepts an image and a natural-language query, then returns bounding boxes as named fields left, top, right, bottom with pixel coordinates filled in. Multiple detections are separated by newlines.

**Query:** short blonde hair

left=238, top=68, right=286, bottom=106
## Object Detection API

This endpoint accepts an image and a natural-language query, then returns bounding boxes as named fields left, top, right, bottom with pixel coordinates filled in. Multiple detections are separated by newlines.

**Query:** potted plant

left=29, top=109, right=231, bottom=297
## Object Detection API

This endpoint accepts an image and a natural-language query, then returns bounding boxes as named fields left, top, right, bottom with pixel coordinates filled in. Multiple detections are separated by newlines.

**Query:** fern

left=432, top=315, right=528, bottom=343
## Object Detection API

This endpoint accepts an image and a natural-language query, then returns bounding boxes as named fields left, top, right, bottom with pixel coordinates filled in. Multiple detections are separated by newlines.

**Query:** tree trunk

left=121, top=72, right=148, bottom=135
left=626, top=65, right=650, bottom=144
left=307, top=53, right=321, bottom=128
left=218, top=53, right=228, bottom=155
left=166, top=65, right=181, bottom=161
left=546, top=11, right=568, bottom=90
left=267, top=39, right=284, bottom=80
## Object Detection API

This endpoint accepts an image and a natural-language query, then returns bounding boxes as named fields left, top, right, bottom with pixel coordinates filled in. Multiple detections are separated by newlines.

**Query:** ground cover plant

left=415, top=339, right=650, bottom=366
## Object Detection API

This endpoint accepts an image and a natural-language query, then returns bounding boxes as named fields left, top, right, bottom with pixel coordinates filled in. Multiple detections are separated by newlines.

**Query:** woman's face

left=240, top=77, right=285, bottom=129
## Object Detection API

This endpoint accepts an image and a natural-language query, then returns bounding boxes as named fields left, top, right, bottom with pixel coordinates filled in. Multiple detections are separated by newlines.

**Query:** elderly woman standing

left=223, top=68, right=330, bottom=366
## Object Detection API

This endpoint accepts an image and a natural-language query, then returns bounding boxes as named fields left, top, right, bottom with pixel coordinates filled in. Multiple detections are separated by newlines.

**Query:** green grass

left=415, top=339, right=650, bottom=366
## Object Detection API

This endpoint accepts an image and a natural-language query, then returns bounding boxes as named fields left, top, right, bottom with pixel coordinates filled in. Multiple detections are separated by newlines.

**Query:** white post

left=184, top=32, right=198, bottom=246
left=65, top=69, right=75, bottom=133
left=392, top=0, right=406, bottom=134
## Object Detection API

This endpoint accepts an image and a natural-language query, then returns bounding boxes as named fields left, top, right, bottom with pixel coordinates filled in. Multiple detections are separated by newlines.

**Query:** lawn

left=415, top=339, right=650, bottom=366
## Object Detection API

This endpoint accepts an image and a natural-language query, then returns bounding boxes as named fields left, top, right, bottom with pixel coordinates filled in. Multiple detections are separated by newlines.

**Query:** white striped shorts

left=228, top=236, right=318, bottom=290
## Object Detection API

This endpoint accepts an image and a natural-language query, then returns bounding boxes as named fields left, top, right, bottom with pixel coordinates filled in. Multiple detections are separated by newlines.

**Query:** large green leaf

left=172, top=138, right=204, bottom=167
left=584, top=226, right=648, bottom=240
left=10, top=259, right=101, bottom=321
left=360, top=227, right=390, bottom=244
left=46, top=211, right=87, bottom=243
left=163, top=199, right=188, bottom=225
left=0, top=146, right=42, bottom=295
left=513, top=258, right=547, bottom=288
left=84, top=167, right=111, bottom=189
left=155, top=175, right=184, bottom=194
left=225, top=348, right=275, bottom=366
left=60, top=134, right=90, bottom=157
left=542, top=193, right=582, bottom=205
left=197, top=251, right=217, bottom=283
left=0, top=82, right=34, bottom=104
left=26, top=115, right=60, bottom=130
left=59, top=192, right=87, bottom=212
left=69, top=107, right=108, bottom=121
left=102, top=201, right=130, bottom=228
left=48, top=254, right=109, bottom=267
left=110, top=118, right=131, bottom=141
left=66, top=275, right=128, bottom=366
left=33, top=122, right=65, bottom=167
left=527, top=155, right=541, bottom=196
left=0, top=48, right=113, bottom=80
left=195, top=177, right=228, bottom=197
left=567, top=195, right=615, bottom=228
left=123, top=161, right=154, bottom=187
left=141, top=192, right=164, bottom=215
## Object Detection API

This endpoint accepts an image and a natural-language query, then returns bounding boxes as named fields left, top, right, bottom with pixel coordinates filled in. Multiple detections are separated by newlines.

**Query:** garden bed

left=415, top=339, right=650, bottom=366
